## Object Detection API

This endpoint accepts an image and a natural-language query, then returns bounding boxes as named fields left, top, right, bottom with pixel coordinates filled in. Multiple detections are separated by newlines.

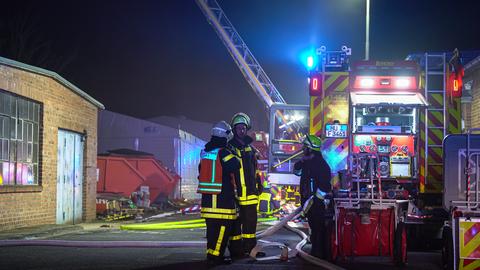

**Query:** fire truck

left=195, top=1, right=469, bottom=263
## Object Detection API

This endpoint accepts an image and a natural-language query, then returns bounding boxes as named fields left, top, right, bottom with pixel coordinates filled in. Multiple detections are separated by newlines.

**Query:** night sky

left=1, top=0, right=479, bottom=131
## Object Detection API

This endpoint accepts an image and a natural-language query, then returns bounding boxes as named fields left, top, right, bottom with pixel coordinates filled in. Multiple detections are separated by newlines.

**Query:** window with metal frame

left=0, top=90, right=41, bottom=186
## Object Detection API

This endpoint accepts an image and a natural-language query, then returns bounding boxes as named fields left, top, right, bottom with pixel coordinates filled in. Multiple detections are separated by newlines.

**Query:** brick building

left=0, top=56, right=104, bottom=231
left=464, top=55, right=480, bottom=129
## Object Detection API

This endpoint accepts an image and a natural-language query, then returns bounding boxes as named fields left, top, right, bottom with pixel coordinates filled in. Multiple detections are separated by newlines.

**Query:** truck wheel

left=442, top=226, right=454, bottom=270
left=394, top=222, right=407, bottom=266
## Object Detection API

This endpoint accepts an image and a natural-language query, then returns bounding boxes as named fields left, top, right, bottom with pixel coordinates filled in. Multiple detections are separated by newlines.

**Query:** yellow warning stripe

left=428, top=128, right=445, bottom=145
left=323, top=74, right=341, bottom=90
left=201, top=207, right=236, bottom=214
left=427, top=111, right=444, bottom=127
left=459, top=259, right=480, bottom=270
left=310, top=97, right=322, bottom=136
left=427, top=147, right=443, bottom=163
left=448, top=99, right=462, bottom=134
left=235, top=148, right=247, bottom=201
left=430, top=93, right=444, bottom=107
left=242, top=233, right=256, bottom=239
left=207, top=225, right=226, bottom=256
left=460, top=222, right=480, bottom=259
left=323, top=72, right=349, bottom=92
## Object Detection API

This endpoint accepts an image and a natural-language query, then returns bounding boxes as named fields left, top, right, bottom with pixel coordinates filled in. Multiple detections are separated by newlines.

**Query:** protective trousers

left=230, top=204, right=258, bottom=255
left=205, top=218, right=233, bottom=261
left=306, top=197, right=329, bottom=259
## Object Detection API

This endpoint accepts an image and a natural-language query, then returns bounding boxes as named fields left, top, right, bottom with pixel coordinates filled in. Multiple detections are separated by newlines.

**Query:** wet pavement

left=0, top=214, right=443, bottom=270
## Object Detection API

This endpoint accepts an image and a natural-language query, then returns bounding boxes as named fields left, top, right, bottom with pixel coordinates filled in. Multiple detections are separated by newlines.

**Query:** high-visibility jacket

left=228, top=136, right=263, bottom=206
left=286, top=186, right=295, bottom=202
left=197, top=148, right=224, bottom=194
left=258, top=192, right=272, bottom=215
left=199, top=144, right=240, bottom=220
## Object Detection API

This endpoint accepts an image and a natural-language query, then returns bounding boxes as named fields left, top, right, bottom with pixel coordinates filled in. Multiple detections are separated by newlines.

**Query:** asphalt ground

left=0, top=214, right=444, bottom=270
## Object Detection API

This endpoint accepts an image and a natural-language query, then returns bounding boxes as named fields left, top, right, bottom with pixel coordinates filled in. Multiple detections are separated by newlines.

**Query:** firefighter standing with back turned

left=228, top=112, right=265, bottom=258
left=294, top=134, right=333, bottom=260
left=198, top=121, right=240, bottom=266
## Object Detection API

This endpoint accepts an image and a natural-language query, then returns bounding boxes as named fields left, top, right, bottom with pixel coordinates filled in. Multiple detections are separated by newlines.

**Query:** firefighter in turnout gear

left=257, top=180, right=280, bottom=217
left=228, top=112, right=265, bottom=258
left=198, top=121, right=240, bottom=265
left=294, top=134, right=333, bottom=260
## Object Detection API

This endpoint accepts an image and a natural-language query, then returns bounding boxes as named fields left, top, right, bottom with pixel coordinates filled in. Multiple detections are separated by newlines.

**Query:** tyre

left=394, top=222, right=407, bottom=266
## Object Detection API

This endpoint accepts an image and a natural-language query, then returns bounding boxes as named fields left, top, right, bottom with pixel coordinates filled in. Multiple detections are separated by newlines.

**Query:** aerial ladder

left=195, top=0, right=286, bottom=108
left=196, top=0, right=308, bottom=183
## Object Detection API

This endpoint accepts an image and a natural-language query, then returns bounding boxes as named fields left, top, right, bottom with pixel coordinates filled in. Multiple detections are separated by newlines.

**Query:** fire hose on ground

left=0, top=207, right=344, bottom=269
left=119, top=217, right=278, bottom=230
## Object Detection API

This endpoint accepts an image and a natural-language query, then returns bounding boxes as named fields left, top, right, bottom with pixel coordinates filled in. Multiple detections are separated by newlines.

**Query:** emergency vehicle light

left=360, top=78, right=374, bottom=88
left=353, top=76, right=417, bottom=91
left=350, top=93, right=428, bottom=106
left=307, top=56, right=314, bottom=69
left=395, top=78, right=411, bottom=89
left=312, top=78, right=319, bottom=90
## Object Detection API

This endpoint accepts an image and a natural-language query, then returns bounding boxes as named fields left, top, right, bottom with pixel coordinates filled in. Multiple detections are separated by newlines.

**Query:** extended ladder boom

left=195, top=0, right=286, bottom=108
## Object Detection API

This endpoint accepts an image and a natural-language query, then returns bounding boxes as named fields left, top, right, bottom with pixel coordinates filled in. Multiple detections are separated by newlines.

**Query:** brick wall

left=0, top=64, right=99, bottom=231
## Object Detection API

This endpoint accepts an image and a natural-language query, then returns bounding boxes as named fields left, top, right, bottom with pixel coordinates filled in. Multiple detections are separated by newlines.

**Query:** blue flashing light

left=300, top=48, right=318, bottom=71
left=307, top=56, right=314, bottom=69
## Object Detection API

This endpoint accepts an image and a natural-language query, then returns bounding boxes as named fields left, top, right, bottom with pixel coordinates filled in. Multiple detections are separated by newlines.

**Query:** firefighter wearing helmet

left=228, top=112, right=265, bottom=258
left=197, top=121, right=240, bottom=265
left=294, top=134, right=333, bottom=260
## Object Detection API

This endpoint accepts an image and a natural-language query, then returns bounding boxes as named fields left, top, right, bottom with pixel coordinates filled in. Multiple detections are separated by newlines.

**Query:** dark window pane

left=0, top=94, right=4, bottom=114
left=0, top=92, right=41, bottom=186
left=27, top=142, right=32, bottom=162
left=9, top=140, right=15, bottom=160
left=10, top=118, right=16, bottom=139
left=17, top=119, right=22, bottom=140
left=28, top=102, right=34, bottom=121
left=23, top=142, right=28, bottom=162
left=33, top=123, right=38, bottom=143
left=27, top=122, right=33, bottom=142
left=0, top=117, right=4, bottom=139
left=33, top=104, right=39, bottom=123
left=3, top=140, right=9, bottom=161
left=33, top=143, right=38, bottom=163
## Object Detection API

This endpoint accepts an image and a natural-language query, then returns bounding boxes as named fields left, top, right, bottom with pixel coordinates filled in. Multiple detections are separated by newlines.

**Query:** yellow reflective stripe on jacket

left=238, top=199, right=258, bottom=206
left=230, top=234, right=242, bottom=241
left=212, top=195, right=217, bottom=209
left=201, top=207, right=236, bottom=214
left=222, top=154, right=236, bottom=162
left=201, top=213, right=237, bottom=220
left=206, top=225, right=226, bottom=257
left=238, top=194, right=258, bottom=205
left=242, top=233, right=256, bottom=239
left=243, top=194, right=258, bottom=200
left=236, top=148, right=247, bottom=200
left=244, top=147, right=252, bottom=152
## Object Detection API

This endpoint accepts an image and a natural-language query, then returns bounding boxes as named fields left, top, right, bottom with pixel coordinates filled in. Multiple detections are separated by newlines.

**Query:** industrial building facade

left=98, top=110, right=206, bottom=200
left=0, top=56, right=104, bottom=231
